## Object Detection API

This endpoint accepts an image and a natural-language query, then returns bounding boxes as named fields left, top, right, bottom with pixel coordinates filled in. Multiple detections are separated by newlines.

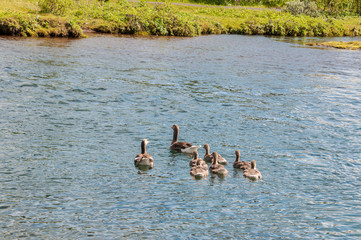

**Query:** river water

left=1, top=34, right=361, bottom=239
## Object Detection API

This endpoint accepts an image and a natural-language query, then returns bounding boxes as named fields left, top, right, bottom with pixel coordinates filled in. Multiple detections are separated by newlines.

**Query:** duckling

left=209, top=152, right=228, bottom=177
left=134, top=139, right=154, bottom=169
left=203, top=144, right=228, bottom=165
left=189, top=151, right=208, bottom=169
left=243, top=160, right=262, bottom=180
left=170, top=124, right=201, bottom=153
left=190, top=159, right=209, bottom=180
left=233, top=150, right=251, bottom=170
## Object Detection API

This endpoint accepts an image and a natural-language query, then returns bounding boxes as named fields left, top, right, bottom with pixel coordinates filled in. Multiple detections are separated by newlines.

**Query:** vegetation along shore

left=1, top=0, right=361, bottom=38
left=307, top=40, right=361, bottom=50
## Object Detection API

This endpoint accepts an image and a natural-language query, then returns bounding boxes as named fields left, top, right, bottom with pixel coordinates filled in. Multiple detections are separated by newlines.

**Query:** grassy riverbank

left=1, top=0, right=361, bottom=38
left=307, top=41, right=361, bottom=50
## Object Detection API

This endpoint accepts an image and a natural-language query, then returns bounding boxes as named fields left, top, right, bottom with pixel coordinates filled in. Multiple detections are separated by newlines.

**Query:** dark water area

left=1, top=34, right=361, bottom=239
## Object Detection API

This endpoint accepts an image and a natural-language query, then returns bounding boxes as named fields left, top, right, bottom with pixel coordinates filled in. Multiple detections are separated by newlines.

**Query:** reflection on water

left=1, top=34, right=361, bottom=239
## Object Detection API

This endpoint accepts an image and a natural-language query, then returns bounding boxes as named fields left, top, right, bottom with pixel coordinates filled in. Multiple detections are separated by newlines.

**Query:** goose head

left=203, top=144, right=210, bottom=154
left=251, top=160, right=256, bottom=169
left=141, top=139, right=150, bottom=154
left=192, top=151, right=199, bottom=160
left=212, top=152, right=218, bottom=165
left=171, top=124, right=179, bottom=143
left=235, top=150, right=240, bottom=162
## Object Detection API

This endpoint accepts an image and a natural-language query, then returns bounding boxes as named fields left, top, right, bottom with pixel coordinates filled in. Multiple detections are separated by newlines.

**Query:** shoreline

left=1, top=1, right=361, bottom=38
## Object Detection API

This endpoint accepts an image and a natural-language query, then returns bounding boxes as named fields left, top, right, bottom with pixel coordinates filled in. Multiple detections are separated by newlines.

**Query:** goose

left=170, top=124, right=200, bottom=153
left=190, top=159, right=209, bottom=180
left=189, top=151, right=208, bottom=170
left=233, top=150, right=251, bottom=170
left=134, top=139, right=154, bottom=169
left=243, top=160, right=262, bottom=180
left=203, top=144, right=228, bottom=165
left=209, top=152, right=228, bottom=177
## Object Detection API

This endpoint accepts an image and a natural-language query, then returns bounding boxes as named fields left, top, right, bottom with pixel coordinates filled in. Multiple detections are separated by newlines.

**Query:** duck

left=203, top=144, right=228, bottom=165
left=243, top=160, right=262, bottom=180
left=189, top=151, right=208, bottom=170
left=170, top=124, right=201, bottom=153
left=233, top=150, right=251, bottom=170
left=209, top=152, right=228, bottom=177
left=134, top=139, right=154, bottom=169
left=190, top=159, right=209, bottom=180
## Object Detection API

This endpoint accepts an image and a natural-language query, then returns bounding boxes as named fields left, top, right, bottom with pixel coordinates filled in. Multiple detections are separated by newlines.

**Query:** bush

left=39, top=0, right=74, bottom=15
left=0, top=11, right=84, bottom=37
left=0, top=18, right=22, bottom=36
left=285, top=0, right=319, bottom=17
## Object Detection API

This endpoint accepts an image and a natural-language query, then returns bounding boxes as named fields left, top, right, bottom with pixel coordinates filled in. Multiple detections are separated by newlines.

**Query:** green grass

left=1, top=0, right=361, bottom=38
left=0, top=0, right=37, bottom=12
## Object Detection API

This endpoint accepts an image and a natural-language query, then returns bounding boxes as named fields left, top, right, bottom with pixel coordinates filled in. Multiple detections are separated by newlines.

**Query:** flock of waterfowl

left=134, top=124, right=262, bottom=180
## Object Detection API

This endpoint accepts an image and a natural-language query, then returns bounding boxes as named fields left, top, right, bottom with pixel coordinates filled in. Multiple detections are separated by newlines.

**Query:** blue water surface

left=1, top=34, right=361, bottom=239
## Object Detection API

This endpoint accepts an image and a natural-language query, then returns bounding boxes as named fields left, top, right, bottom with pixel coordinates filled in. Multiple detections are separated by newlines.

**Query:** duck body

left=171, top=142, right=201, bottom=153
left=233, top=150, right=251, bottom=170
left=170, top=124, right=200, bottom=153
left=217, top=157, right=228, bottom=166
left=190, top=159, right=209, bottom=180
left=191, top=161, right=208, bottom=170
left=190, top=166, right=209, bottom=180
left=203, top=144, right=228, bottom=165
left=134, top=154, right=154, bottom=168
left=210, top=165, right=228, bottom=175
left=243, top=160, right=262, bottom=180
left=134, top=139, right=154, bottom=169
left=233, top=161, right=251, bottom=170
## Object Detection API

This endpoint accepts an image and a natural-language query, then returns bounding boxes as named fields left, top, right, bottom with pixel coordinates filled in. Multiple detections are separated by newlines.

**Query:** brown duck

left=189, top=151, right=208, bottom=169
left=209, top=152, right=228, bottom=177
left=170, top=124, right=200, bottom=153
left=134, top=139, right=154, bottom=169
left=203, top=144, right=228, bottom=165
left=243, top=160, right=262, bottom=180
left=233, top=150, right=251, bottom=170
left=190, top=158, right=209, bottom=180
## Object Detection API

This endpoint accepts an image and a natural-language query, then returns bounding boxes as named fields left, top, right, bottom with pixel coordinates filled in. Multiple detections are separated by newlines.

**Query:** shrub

left=0, top=18, right=22, bottom=36
left=285, top=0, right=319, bottom=17
left=39, top=0, right=74, bottom=15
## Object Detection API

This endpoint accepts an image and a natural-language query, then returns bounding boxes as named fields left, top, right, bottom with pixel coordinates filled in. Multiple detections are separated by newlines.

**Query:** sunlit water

left=1, top=34, right=361, bottom=239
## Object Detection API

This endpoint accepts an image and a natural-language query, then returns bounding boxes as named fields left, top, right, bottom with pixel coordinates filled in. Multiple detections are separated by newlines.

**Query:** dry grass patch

left=307, top=41, right=361, bottom=50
